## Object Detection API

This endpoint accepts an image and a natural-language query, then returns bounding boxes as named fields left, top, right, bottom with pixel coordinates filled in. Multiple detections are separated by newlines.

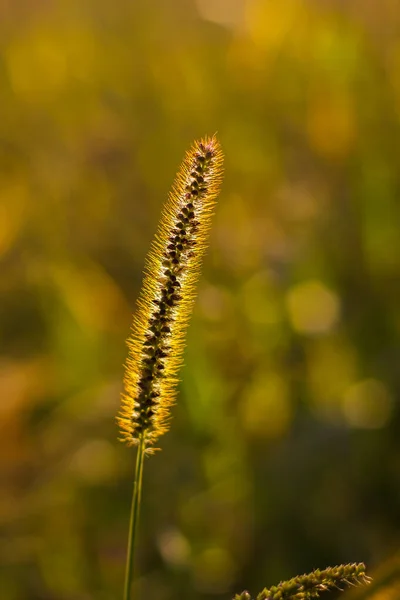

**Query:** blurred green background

left=1, top=0, right=400, bottom=599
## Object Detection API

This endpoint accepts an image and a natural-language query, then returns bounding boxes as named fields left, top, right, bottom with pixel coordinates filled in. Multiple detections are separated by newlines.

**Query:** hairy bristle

left=118, top=135, right=224, bottom=450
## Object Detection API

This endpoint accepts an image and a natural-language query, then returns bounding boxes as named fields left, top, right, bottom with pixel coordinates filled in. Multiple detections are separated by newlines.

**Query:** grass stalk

left=123, top=434, right=145, bottom=600
left=119, top=136, right=223, bottom=599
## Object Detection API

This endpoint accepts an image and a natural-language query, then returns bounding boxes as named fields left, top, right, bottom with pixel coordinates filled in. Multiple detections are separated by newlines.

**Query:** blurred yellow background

left=1, top=0, right=399, bottom=599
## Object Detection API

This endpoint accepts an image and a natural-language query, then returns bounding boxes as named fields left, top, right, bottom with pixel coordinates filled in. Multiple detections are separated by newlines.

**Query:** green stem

left=123, top=435, right=145, bottom=600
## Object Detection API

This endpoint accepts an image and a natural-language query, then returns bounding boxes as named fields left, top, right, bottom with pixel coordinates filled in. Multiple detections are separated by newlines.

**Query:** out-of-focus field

left=1, top=1, right=399, bottom=599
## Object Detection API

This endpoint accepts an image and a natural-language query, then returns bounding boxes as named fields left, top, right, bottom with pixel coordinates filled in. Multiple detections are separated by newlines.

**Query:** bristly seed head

left=118, top=135, right=224, bottom=451
left=254, top=563, right=371, bottom=600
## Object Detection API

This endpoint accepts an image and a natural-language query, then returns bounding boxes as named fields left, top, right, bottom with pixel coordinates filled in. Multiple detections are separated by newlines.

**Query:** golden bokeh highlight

left=342, top=379, right=393, bottom=429
left=307, top=337, right=358, bottom=422
left=241, top=371, right=292, bottom=439
left=285, top=280, right=340, bottom=335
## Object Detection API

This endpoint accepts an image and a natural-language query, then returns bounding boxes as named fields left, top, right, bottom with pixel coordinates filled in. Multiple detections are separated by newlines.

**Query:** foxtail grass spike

left=234, top=563, right=371, bottom=600
left=118, top=135, right=224, bottom=452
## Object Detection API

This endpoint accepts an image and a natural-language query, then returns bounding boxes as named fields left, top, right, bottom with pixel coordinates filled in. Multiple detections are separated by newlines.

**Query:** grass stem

left=123, top=435, right=145, bottom=600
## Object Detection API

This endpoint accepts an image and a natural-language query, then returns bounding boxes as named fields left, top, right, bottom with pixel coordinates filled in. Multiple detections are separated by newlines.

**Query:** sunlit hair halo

left=118, top=135, right=224, bottom=452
